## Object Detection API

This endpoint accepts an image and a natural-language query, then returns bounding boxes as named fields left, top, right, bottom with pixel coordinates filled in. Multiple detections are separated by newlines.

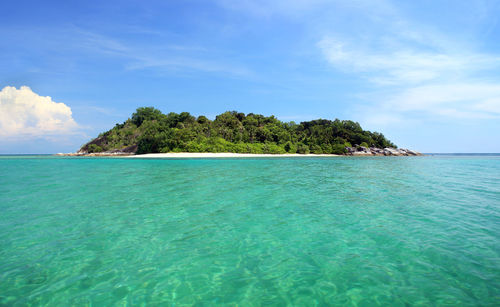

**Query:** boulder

left=384, top=147, right=400, bottom=155
left=346, top=147, right=356, bottom=154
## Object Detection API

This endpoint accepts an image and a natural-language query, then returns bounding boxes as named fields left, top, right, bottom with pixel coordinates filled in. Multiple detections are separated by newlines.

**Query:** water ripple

left=0, top=156, right=499, bottom=305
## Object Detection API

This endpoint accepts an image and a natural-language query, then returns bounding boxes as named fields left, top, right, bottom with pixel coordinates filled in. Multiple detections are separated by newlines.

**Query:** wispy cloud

left=381, top=82, right=500, bottom=120
left=314, top=1, right=500, bottom=124
left=125, top=55, right=252, bottom=76
left=216, top=0, right=500, bottom=122
left=318, top=36, right=500, bottom=85
left=216, top=0, right=331, bottom=17
left=216, top=0, right=397, bottom=19
left=0, top=26, right=252, bottom=78
left=73, top=29, right=252, bottom=77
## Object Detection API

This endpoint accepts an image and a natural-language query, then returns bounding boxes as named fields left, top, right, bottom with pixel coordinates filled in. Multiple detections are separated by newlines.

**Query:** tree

left=87, top=144, right=102, bottom=153
left=80, top=108, right=398, bottom=155
left=131, top=107, right=164, bottom=127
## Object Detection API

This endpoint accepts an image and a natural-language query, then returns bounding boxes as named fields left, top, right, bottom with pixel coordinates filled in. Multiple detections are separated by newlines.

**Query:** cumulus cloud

left=0, top=86, right=79, bottom=138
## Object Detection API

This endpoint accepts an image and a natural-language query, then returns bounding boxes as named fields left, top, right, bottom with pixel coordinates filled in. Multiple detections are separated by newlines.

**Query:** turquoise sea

left=0, top=155, right=499, bottom=306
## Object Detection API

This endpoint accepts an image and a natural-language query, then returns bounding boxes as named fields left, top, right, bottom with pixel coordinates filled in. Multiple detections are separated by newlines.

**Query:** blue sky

left=1, top=0, right=499, bottom=153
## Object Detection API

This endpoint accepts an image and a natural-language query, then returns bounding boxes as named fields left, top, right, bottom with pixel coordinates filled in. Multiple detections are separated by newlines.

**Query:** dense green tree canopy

left=81, top=108, right=396, bottom=154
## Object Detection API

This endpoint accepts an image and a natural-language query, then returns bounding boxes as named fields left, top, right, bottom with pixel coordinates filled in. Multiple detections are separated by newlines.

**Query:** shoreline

left=57, top=151, right=423, bottom=158
left=124, top=152, right=341, bottom=158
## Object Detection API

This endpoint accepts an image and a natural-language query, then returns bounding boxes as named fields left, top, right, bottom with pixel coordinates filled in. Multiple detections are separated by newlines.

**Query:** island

left=71, top=107, right=421, bottom=156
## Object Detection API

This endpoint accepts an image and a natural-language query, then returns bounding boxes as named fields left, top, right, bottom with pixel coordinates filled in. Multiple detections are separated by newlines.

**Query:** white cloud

left=387, top=83, right=500, bottom=115
left=0, top=86, right=79, bottom=138
left=316, top=1, right=500, bottom=126
left=317, top=36, right=500, bottom=85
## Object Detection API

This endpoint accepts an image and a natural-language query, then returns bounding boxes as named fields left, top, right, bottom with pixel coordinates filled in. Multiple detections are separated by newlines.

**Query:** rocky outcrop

left=78, top=144, right=138, bottom=155
left=346, top=146, right=422, bottom=156
left=59, top=152, right=133, bottom=157
left=78, top=136, right=107, bottom=152
left=57, top=144, right=138, bottom=156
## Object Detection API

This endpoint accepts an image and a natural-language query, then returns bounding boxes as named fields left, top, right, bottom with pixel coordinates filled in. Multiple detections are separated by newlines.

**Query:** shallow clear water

left=0, top=155, right=499, bottom=306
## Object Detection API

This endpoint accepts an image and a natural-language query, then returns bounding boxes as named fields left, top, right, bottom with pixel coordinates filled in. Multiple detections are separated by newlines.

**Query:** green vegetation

left=80, top=107, right=396, bottom=154
left=86, top=144, right=103, bottom=153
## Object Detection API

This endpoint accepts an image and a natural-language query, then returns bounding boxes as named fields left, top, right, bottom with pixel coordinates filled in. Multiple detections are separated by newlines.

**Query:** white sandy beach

left=125, top=152, right=340, bottom=158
